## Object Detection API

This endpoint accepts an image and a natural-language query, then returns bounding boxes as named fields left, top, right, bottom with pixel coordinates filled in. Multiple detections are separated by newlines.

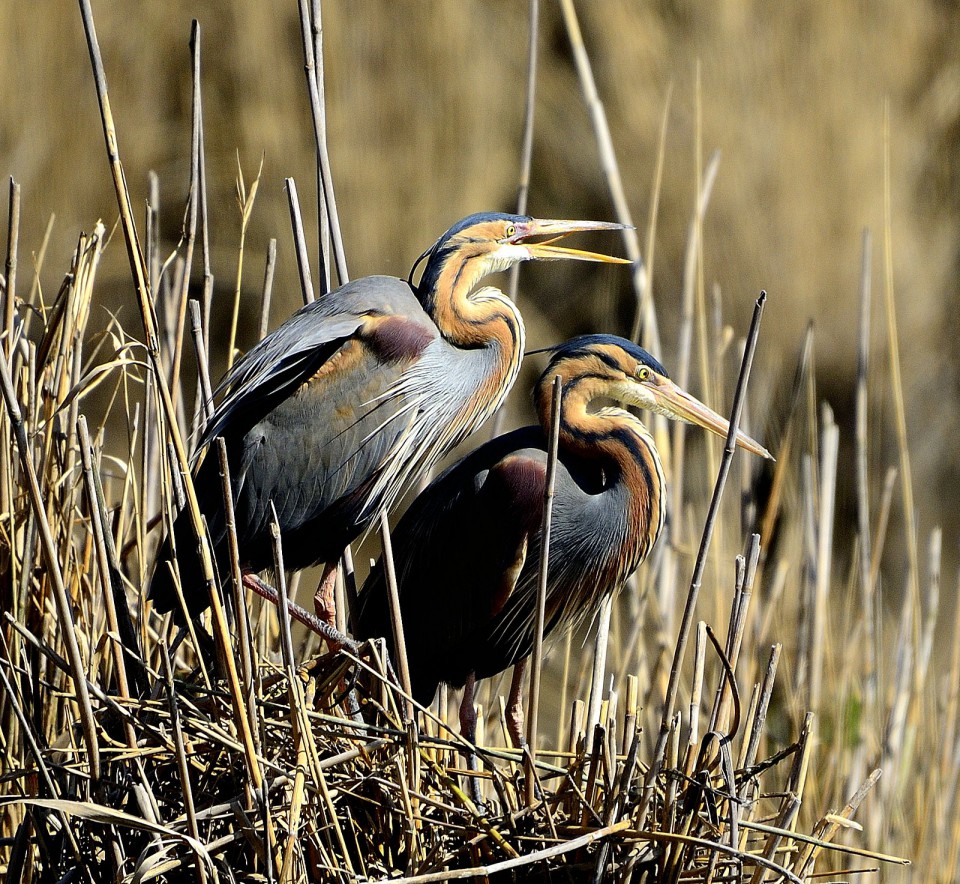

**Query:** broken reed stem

left=742, top=643, right=782, bottom=772
left=526, top=372, right=561, bottom=804
left=639, top=290, right=766, bottom=826
left=286, top=177, right=316, bottom=305
left=558, top=0, right=654, bottom=353
left=796, top=768, right=883, bottom=878
left=711, top=535, right=760, bottom=734
left=258, top=237, right=277, bottom=340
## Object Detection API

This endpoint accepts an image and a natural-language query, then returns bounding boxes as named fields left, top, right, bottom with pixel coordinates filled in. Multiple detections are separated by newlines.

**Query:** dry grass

left=0, top=3, right=954, bottom=882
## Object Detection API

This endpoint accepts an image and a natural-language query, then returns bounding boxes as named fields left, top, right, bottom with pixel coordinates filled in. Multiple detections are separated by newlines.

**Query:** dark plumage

left=149, top=214, right=628, bottom=620
left=355, top=334, right=772, bottom=720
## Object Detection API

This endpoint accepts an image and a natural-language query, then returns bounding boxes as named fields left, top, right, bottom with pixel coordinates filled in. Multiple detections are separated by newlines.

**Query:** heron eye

left=505, top=224, right=516, bottom=239
left=637, top=366, right=651, bottom=381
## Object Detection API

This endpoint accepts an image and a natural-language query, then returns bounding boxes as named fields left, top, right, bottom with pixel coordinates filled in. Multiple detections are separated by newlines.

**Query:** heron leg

left=243, top=572, right=358, bottom=652
left=507, top=659, right=545, bottom=800
left=459, top=673, right=486, bottom=809
left=313, top=561, right=339, bottom=629
left=505, top=659, right=528, bottom=750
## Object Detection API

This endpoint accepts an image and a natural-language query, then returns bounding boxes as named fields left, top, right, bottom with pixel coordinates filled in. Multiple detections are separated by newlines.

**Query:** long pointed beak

left=516, top=218, right=632, bottom=264
left=651, top=377, right=773, bottom=460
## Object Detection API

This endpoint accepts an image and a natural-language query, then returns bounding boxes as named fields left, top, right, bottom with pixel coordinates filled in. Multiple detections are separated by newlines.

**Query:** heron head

left=411, top=213, right=631, bottom=304
left=539, top=334, right=773, bottom=460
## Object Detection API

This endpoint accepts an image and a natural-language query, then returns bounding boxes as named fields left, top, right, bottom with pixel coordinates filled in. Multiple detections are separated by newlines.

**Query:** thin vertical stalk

left=810, top=405, right=839, bottom=714
left=525, top=374, right=561, bottom=804
left=585, top=596, right=613, bottom=741
left=169, top=21, right=203, bottom=406
left=741, top=643, right=781, bottom=772
left=4, top=177, right=20, bottom=362
left=941, top=567, right=960, bottom=785
left=855, top=229, right=875, bottom=711
left=558, top=0, right=654, bottom=352
left=216, top=438, right=258, bottom=749
left=686, top=622, right=708, bottom=773
left=490, top=0, right=538, bottom=439
left=670, top=150, right=721, bottom=549
left=632, top=84, right=672, bottom=349
left=189, top=300, right=215, bottom=426
left=309, top=0, right=331, bottom=294
left=90, top=425, right=147, bottom=696
left=0, top=177, right=18, bottom=546
left=296, top=0, right=347, bottom=285
left=638, top=292, right=766, bottom=826
left=381, top=512, right=414, bottom=722
left=881, top=102, right=921, bottom=672
left=27, top=212, right=55, bottom=311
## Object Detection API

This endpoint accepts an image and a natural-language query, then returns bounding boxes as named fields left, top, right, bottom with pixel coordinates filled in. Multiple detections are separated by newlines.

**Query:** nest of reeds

left=0, top=2, right=947, bottom=882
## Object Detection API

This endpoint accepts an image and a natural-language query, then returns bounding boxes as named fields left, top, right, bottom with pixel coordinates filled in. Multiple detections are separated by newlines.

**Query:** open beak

left=514, top=218, right=632, bottom=264
left=650, top=376, right=773, bottom=460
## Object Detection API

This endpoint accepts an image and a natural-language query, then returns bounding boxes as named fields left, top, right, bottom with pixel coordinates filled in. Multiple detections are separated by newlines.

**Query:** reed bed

left=0, top=2, right=952, bottom=881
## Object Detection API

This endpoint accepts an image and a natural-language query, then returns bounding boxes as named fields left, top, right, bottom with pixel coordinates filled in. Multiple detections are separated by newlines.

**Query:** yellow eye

left=637, top=365, right=651, bottom=381
left=505, top=224, right=516, bottom=238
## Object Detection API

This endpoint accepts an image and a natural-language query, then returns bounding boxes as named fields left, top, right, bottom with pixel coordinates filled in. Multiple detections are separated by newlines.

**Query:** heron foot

left=313, top=562, right=339, bottom=629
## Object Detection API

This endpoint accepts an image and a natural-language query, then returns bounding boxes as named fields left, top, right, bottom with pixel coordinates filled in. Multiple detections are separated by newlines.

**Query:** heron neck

left=419, top=249, right=522, bottom=348
left=535, top=374, right=665, bottom=551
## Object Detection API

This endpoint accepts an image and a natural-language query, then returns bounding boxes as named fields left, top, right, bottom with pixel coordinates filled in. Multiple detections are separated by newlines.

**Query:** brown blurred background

left=3, top=2, right=960, bottom=603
